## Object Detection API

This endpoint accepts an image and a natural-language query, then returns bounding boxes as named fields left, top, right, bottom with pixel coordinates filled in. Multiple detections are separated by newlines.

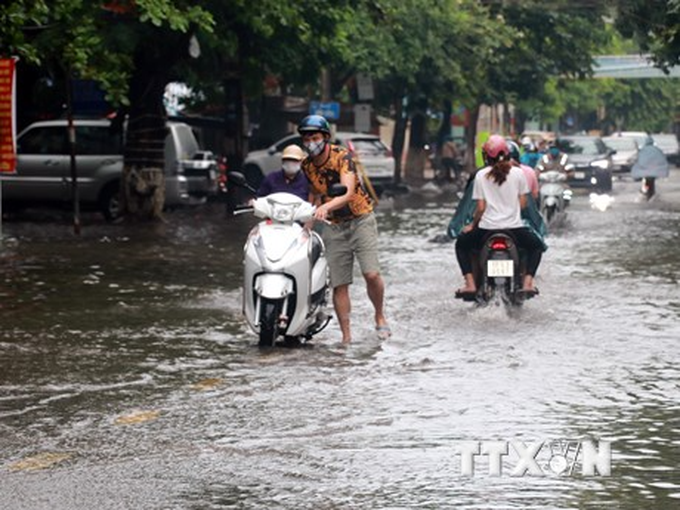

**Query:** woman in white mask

left=256, top=144, right=310, bottom=200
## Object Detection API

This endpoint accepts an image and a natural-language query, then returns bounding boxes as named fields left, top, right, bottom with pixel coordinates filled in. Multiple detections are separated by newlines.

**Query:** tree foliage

left=614, top=0, right=680, bottom=70
left=1, top=0, right=214, bottom=106
left=2, top=0, right=679, bottom=192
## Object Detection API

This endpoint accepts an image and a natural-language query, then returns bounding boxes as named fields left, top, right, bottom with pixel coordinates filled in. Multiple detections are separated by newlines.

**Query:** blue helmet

left=507, top=140, right=521, bottom=162
left=297, top=115, right=331, bottom=136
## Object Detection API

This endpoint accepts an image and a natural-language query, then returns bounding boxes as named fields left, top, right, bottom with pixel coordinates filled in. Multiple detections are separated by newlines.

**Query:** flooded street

left=1, top=172, right=679, bottom=509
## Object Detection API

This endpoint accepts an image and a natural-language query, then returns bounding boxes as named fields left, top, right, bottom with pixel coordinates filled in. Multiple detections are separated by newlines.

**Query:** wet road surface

left=1, top=172, right=679, bottom=509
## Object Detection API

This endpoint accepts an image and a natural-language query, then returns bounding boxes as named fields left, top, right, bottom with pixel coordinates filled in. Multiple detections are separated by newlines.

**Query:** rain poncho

left=631, top=145, right=669, bottom=179
left=447, top=176, right=548, bottom=252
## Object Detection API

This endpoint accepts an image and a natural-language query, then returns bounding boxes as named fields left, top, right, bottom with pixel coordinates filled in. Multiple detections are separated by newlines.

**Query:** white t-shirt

left=472, top=165, right=529, bottom=230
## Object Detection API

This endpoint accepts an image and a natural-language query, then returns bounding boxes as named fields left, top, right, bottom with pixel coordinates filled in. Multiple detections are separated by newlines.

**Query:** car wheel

left=99, top=182, right=122, bottom=222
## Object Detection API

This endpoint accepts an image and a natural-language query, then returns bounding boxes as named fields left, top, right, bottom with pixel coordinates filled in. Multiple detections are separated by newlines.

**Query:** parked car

left=1, top=119, right=217, bottom=221
left=617, top=131, right=654, bottom=148
left=242, top=131, right=396, bottom=191
left=555, top=135, right=614, bottom=192
left=602, top=134, right=639, bottom=173
left=651, top=133, right=680, bottom=165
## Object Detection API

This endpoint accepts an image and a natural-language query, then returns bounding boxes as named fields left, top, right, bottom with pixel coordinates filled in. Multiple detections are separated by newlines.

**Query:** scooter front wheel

left=259, top=298, right=282, bottom=348
left=543, top=204, right=556, bottom=224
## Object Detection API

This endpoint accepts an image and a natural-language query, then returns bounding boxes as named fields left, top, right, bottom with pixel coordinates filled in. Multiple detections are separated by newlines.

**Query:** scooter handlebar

left=233, top=205, right=254, bottom=215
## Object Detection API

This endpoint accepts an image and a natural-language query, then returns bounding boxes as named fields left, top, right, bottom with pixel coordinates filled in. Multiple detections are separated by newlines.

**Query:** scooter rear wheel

left=259, top=298, right=282, bottom=348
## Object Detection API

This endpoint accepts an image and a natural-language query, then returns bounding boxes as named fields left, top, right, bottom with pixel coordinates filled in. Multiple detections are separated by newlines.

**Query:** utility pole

left=66, top=71, right=81, bottom=235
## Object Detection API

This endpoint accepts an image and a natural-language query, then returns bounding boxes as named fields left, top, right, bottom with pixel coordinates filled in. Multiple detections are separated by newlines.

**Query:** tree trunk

left=515, top=110, right=527, bottom=136
left=404, top=104, right=428, bottom=185
left=116, top=31, right=192, bottom=221
left=121, top=85, right=168, bottom=221
left=434, top=99, right=453, bottom=169
left=391, top=92, right=407, bottom=184
left=464, top=104, right=481, bottom=174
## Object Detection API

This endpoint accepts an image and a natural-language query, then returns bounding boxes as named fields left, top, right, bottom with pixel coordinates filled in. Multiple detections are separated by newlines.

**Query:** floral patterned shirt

left=301, top=144, right=373, bottom=223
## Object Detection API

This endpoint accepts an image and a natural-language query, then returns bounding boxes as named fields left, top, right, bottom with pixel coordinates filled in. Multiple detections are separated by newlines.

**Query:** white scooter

left=229, top=172, right=345, bottom=347
left=538, top=168, right=572, bottom=225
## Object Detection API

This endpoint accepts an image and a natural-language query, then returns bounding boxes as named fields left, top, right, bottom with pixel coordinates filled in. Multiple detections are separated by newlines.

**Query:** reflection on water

left=1, top=179, right=679, bottom=509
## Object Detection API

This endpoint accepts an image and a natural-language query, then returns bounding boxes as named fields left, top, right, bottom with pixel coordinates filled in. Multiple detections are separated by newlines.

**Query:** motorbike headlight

left=591, top=159, right=610, bottom=169
left=269, top=201, right=298, bottom=222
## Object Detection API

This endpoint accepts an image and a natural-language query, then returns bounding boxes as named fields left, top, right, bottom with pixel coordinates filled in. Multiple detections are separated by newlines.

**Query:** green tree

left=1, top=0, right=215, bottom=220
left=341, top=0, right=502, bottom=181
left=615, top=0, right=680, bottom=70
left=488, top=1, right=609, bottom=135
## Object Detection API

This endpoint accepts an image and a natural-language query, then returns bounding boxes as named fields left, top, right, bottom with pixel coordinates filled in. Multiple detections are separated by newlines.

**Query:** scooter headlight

left=268, top=200, right=299, bottom=223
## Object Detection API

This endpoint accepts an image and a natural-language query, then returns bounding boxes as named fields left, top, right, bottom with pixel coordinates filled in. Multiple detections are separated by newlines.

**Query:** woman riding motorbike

left=455, top=135, right=544, bottom=296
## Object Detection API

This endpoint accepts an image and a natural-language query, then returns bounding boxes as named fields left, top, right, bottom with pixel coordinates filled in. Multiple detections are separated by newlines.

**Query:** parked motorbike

left=455, top=231, right=538, bottom=307
left=229, top=172, right=345, bottom=347
left=538, top=169, right=572, bottom=225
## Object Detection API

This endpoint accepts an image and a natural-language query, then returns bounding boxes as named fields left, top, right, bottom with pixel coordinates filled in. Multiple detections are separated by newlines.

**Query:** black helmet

left=297, top=115, right=331, bottom=135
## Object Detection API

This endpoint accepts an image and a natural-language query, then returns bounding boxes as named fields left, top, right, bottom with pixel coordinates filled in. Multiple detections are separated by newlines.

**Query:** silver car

left=243, top=131, right=396, bottom=190
left=651, top=133, right=679, bottom=165
left=602, top=135, right=639, bottom=173
left=1, top=119, right=217, bottom=221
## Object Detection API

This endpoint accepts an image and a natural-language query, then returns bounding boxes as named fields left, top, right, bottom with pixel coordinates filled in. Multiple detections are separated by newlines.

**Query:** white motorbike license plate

left=574, top=171, right=586, bottom=179
left=487, top=260, right=514, bottom=277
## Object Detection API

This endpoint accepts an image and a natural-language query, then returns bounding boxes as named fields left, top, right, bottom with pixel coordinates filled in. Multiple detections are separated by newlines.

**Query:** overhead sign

left=0, top=58, right=17, bottom=174
left=356, top=73, right=374, bottom=101
left=593, top=54, right=680, bottom=79
left=309, top=101, right=340, bottom=121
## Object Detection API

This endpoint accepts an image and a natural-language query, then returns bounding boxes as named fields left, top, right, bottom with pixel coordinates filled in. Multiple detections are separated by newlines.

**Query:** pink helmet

left=482, top=134, right=509, bottom=160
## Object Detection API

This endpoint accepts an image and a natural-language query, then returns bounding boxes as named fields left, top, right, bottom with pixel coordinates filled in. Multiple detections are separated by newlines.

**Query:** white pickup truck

left=1, top=119, right=218, bottom=221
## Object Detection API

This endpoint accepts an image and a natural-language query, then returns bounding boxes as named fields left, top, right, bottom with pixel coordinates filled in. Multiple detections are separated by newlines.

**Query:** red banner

left=0, top=58, right=17, bottom=174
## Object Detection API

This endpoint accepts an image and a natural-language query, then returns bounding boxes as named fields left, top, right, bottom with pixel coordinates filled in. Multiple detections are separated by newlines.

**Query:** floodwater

left=1, top=172, right=679, bottom=509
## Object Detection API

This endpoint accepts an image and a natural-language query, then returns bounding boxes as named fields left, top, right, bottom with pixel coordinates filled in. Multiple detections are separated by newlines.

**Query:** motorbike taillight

left=490, top=238, right=508, bottom=251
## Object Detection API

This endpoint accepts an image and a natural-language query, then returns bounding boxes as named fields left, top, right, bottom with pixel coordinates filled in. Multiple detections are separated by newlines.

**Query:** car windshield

left=174, top=124, right=199, bottom=158
left=557, top=138, right=605, bottom=156
left=603, top=137, right=637, bottom=151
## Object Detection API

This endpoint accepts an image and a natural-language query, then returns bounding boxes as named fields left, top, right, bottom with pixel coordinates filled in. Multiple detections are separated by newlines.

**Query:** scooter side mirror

left=328, top=184, right=348, bottom=197
left=227, top=171, right=247, bottom=186
left=227, top=171, right=258, bottom=194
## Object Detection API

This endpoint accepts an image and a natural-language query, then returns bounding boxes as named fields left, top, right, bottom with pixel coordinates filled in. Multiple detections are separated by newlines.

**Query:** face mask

left=283, top=161, right=300, bottom=176
left=304, top=139, right=325, bottom=157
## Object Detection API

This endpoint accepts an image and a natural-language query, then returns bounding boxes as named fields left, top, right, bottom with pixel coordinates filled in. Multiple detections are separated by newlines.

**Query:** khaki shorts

left=321, top=212, right=381, bottom=288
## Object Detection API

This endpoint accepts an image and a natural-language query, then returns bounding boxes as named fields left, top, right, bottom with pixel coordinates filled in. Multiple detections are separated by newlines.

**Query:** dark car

left=555, top=135, right=614, bottom=192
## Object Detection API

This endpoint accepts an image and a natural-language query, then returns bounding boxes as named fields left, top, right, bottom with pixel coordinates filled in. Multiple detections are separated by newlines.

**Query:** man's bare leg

left=333, top=284, right=352, bottom=344
left=364, top=271, right=388, bottom=328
